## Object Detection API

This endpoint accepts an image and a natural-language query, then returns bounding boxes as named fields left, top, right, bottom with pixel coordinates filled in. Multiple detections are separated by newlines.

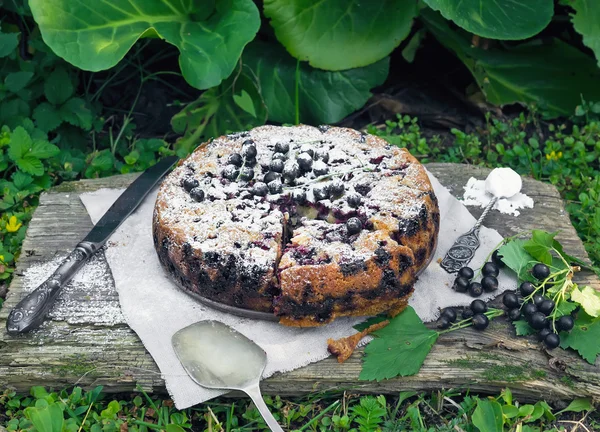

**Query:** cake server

left=6, top=155, right=179, bottom=334
left=172, top=320, right=284, bottom=432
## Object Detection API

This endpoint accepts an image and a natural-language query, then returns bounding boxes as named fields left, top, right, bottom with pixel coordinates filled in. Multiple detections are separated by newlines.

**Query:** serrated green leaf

left=560, top=312, right=600, bottom=364
left=59, top=98, right=93, bottom=130
left=30, top=0, right=260, bottom=90
left=5, top=71, right=34, bottom=93
left=44, top=67, right=73, bottom=105
left=16, top=156, right=44, bottom=176
left=91, top=151, right=115, bottom=171
left=242, top=40, right=389, bottom=124
left=472, top=399, right=503, bottom=432
left=30, top=140, right=60, bottom=160
left=0, top=30, right=19, bottom=58
left=359, top=306, right=438, bottom=381
left=264, top=0, right=416, bottom=71
left=571, top=0, right=600, bottom=67
left=12, top=171, right=33, bottom=189
left=557, top=397, right=593, bottom=414
left=555, top=300, right=578, bottom=318
left=498, top=240, right=535, bottom=281
left=571, top=286, right=600, bottom=317
left=422, top=0, right=553, bottom=40
left=523, top=230, right=556, bottom=266
left=513, top=319, right=536, bottom=336
left=8, top=126, right=32, bottom=161
left=33, top=102, right=63, bottom=132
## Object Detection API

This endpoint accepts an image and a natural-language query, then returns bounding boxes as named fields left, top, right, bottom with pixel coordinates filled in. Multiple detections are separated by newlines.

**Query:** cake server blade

left=6, top=155, right=178, bottom=334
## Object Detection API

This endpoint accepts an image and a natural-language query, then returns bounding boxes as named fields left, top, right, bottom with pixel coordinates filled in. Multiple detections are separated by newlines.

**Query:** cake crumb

left=327, top=320, right=390, bottom=363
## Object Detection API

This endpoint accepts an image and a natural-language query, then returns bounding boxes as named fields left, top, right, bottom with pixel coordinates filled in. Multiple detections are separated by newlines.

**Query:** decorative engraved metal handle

left=440, top=197, right=498, bottom=273
left=6, top=241, right=98, bottom=334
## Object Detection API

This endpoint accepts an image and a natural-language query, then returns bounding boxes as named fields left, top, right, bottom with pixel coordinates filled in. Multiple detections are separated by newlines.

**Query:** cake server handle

left=440, top=197, right=498, bottom=273
left=6, top=241, right=98, bottom=334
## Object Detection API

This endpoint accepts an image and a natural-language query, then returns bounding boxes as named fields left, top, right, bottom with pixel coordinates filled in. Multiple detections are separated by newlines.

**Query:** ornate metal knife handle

left=6, top=241, right=98, bottom=334
left=440, top=197, right=498, bottom=273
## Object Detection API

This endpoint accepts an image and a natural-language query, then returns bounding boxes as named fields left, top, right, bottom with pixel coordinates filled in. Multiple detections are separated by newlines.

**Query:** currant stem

left=439, top=308, right=504, bottom=334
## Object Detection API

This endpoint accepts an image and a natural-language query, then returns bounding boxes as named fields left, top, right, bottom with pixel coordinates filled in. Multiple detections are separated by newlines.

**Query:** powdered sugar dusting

left=463, top=176, right=534, bottom=216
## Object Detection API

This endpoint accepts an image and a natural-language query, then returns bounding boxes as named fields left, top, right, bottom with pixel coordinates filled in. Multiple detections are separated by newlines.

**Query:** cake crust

left=153, top=125, right=440, bottom=326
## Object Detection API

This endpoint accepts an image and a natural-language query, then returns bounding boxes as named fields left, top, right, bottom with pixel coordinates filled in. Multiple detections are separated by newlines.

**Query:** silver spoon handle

left=244, top=384, right=284, bottom=432
left=440, top=197, right=498, bottom=273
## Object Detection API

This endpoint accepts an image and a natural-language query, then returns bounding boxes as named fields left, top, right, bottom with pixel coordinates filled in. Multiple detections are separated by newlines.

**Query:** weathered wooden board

left=1, top=163, right=598, bottom=404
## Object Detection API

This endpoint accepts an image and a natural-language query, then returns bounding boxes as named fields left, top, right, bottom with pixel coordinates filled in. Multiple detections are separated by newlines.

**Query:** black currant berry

left=462, top=308, right=474, bottom=319
left=189, top=187, right=205, bottom=202
left=329, top=180, right=345, bottom=198
left=355, top=183, right=371, bottom=196
left=241, top=143, right=257, bottom=159
left=346, top=217, right=363, bottom=235
left=222, top=165, right=240, bottom=181
left=482, top=262, right=500, bottom=277
left=300, top=144, right=314, bottom=157
left=522, top=302, right=538, bottom=317
left=441, top=308, right=457, bottom=323
left=437, top=317, right=451, bottom=329
left=492, top=249, right=505, bottom=268
left=239, top=166, right=254, bottom=181
left=529, top=312, right=548, bottom=330
left=544, top=333, right=560, bottom=349
left=267, top=179, right=283, bottom=194
left=269, top=159, right=284, bottom=173
left=472, top=314, right=489, bottom=331
left=292, top=189, right=307, bottom=204
left=347, top=193, right=362, bottom=208
left=458, top=267, right=475, bottom=280
left=538, top=328, right=552, bottom=342
left=508, top=308, right=521, bottom=321
left=453, top=277, right=469, bottom=293
left=532, top=263, right=550, bottom=280
left=533, top=293, right=545, bottom=307
left=297, top=153, right=313, bottom=172
left=227, top=153, right=243, bottom=167
left=469, top=282, right=483, bottom=297
left=312, top=160, right=329, bottom=176
left=481, top=276, right=499, bottom=292
left=272, top=152, right=287, bottom=161
left=182, top=177, right=199, bottom=192
left=274, top=142, right=289, bottom=154
left=314, top=148, right=329, bottom=162
left=252, top=182, right=268, bottom=197
left=520, top=281, right=535, bottom=297
left=313, top=186, right=329, bottom=201
left=264, top=171, right=281, bottom=184
left=470, top=299, right=487, bottom=314
left=556, top=315, right=575, bottom=332
left=283, top=162, right=300, bottom=183
left=538, top=299, right=555, bottom=316
left=503, top=292, right=519, bottom=309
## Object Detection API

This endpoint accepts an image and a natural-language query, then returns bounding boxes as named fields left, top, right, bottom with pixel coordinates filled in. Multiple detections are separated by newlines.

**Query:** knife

left=6, top=155, right=179, bottom=334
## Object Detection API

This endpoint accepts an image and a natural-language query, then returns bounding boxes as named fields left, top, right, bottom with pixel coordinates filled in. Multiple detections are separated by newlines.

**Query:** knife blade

left=6, top=155, right=179, bottom=334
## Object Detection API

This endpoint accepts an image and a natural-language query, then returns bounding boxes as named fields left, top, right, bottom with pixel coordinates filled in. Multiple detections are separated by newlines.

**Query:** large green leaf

left=242, top=41, right=389, bottom=124
left=263, top=0, right=417, bottom=70
left=571, top=0, right=600, bottom=67
left=422, top=0, right=553, bottom=40
left=422, top=9, right=600, bottom=117
left=29, top=0, right=260, bottom=90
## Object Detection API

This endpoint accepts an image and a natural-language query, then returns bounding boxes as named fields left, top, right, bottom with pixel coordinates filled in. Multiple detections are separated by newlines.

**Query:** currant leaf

left=560, top=312, right=600, bottom=364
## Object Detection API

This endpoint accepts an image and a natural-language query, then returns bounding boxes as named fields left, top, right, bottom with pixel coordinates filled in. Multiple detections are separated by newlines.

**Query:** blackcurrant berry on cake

left=355, top=183, right=371, bottom=196
left=300, top=144, right=314, bottom=157
left=270, top=159, right=284, bottom=173
left=272, top=152, right=287, bottom=161
left=297, top=153, right=313, bottom=172
left=283, top=161, right=300, bottom=184
left=458, top=266, right=474, bottom=280
left=189, top=187, right=205, bottom=202
left=312, top=160, right=329, bottom=176
left=182, top=177, right=199, bottom=192
left=469, top=282, right=483, bottom=297
left=544, top=332, right=560, bottom=349
left=482, top=262, right=500, bottom=277
left=453, top=276, right=469, bottom=293
left=470, top=299, right=487, bottom=314
left=520, top=281, right=535, bottom=297
left=239, top=166, right=255, bottom=181
left=346, top=217, right=363, bottom=235
left=314, top=148, right=329, bottom=162
left=241, top=141, right=257, bottom=159
left=313, top=186, right=329, bottom=201
left=532, top=263, right=550, bottom=280
left=245, top=157, right=257, bottom=167
left=292, top=189, right=307, bottom=204
left=346, top=193, right=362, bottom=208
left=264, top=171, right=281, bottom=184
left=329, top=180, right=345, bottom=198
left=274, top=141, right=289, bottom=154
left=472, top=314, right=489, bottom=330
left=268, top=179, right=283, bottom=194
left=252, top=182, right=268, bottom=197
left=481, top=276, right=498, bottom=292
left=222, top=165, right=240, bottom=181
left=227, top=153, right=243, bottom=167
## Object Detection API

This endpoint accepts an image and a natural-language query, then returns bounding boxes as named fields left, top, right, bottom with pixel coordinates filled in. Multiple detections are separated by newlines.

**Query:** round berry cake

left=153, top=125, right=440, bottom=326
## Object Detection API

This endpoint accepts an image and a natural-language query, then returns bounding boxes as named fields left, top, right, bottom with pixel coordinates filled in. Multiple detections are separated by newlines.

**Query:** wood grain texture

left=1, top=163, right=598, bottom=403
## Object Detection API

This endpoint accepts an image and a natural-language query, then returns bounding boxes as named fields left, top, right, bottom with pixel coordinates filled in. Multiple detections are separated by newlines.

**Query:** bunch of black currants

left=437, top=300, right=491, bottom=331
left=452, top=257, right=501, bottom=297
left=502, top=263, right=575, bottom=349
